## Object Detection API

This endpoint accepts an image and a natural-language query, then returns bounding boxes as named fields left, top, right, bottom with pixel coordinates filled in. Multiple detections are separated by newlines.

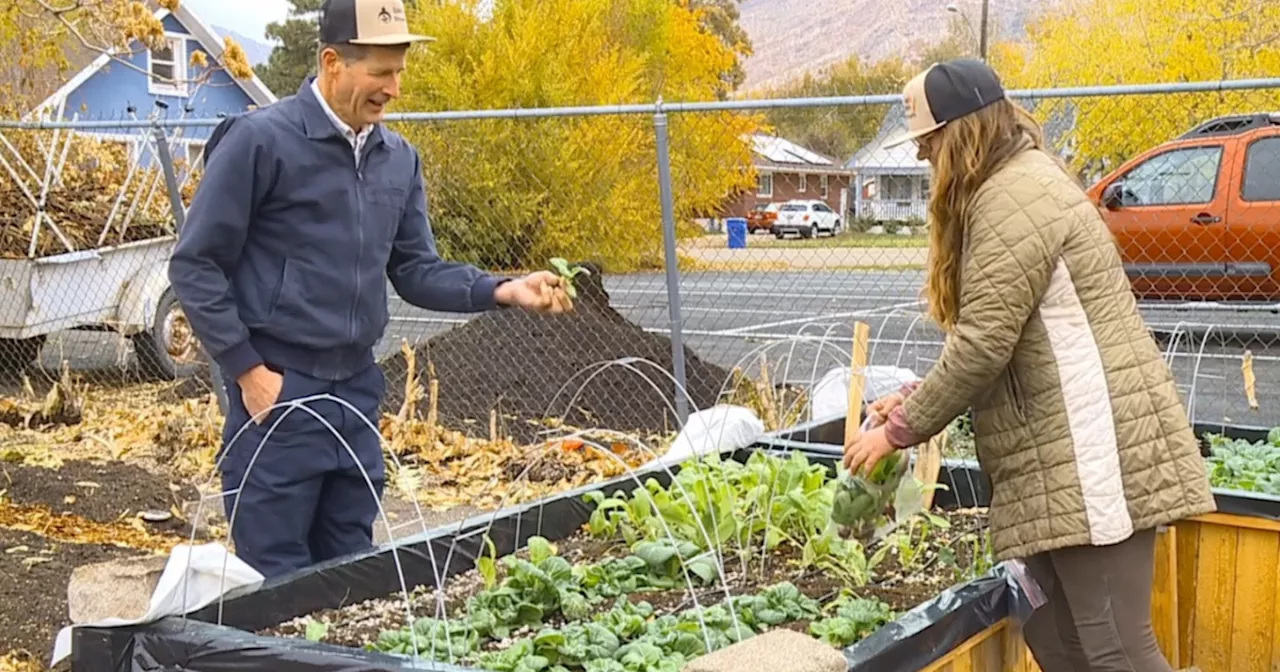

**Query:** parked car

left=772, top=200, right=842, bottom=239
left=1087, top=112, right=1280, bottom=303
left=747, top=203, right=780, bottom=233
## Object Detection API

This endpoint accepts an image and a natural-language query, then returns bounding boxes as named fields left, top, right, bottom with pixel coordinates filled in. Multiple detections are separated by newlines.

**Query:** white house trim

left=147, top=31, right=190, bottom=98
left=24, top=5, right=276, bottom=119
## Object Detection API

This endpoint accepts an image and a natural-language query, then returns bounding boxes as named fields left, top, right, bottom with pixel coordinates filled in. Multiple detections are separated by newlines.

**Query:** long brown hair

left=924, top=99, right=1051, bottom=331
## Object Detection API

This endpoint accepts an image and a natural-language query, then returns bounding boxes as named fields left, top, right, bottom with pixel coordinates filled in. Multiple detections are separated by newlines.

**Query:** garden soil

left=0, top=527, right=138, bottom=661
left=1, top=460, right=197, bottom=531
left=380, top=265, right=732, bottom=444
left=0, top=460, right=195, bottom=663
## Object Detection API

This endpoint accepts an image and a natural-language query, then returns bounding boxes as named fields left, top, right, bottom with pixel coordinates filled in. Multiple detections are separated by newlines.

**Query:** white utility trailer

left=0, top=235, right=197, bottom=378
left=0, top=106, right=205, bottom=381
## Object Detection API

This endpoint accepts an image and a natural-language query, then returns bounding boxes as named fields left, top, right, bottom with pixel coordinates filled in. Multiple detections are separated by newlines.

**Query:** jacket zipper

left=350, top=142, right=364, bottom=345
left=1008, top=370, right=1028, bottom=422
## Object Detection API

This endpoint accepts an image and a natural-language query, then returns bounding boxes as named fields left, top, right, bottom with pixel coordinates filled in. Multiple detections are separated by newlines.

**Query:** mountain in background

left=211, top=26, right=274, bottom=67
left=737, top=0, right=1059, bottom=92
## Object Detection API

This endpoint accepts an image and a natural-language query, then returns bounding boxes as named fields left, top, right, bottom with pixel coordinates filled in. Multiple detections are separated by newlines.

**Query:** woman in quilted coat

left=842, top=58, right=1215, bottom=672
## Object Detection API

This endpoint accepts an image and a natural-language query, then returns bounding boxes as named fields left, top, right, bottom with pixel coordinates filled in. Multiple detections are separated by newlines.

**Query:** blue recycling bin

left=726, top=217, right=748, bottom=249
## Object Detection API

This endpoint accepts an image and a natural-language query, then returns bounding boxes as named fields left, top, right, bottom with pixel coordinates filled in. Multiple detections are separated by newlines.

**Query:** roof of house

left=847, top=99, right=1080, bottom=176
left=750, top=134, right=854, bottom=175
left=845, top=104, right=930, bottom=175
left=24, top=3, right=276, bottom=117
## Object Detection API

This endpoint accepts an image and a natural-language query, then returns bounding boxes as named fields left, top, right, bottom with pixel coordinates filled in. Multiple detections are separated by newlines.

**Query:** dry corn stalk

left=757, top=355, right=778, bottom=431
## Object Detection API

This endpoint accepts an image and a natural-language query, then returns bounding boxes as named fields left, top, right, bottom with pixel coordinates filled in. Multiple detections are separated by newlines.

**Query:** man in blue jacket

left=169, top=0, right=572, bottom=578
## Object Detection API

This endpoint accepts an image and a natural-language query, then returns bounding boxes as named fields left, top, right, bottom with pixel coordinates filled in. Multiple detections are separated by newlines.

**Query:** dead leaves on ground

left=0, top=495, right=182, bottom=554
left=1, top=371, right=669, bottom=512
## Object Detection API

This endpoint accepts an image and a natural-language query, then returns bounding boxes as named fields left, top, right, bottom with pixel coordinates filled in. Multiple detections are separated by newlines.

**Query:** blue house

left=25, top=3, right=277, bottom=171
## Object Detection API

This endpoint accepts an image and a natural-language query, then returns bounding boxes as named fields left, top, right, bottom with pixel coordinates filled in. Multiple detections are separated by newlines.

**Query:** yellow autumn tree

left=994, top=0, right=1280, bottom=171
left=393, top=0, right=760, bottom=272
left=0, top=0, right=252, bottom=114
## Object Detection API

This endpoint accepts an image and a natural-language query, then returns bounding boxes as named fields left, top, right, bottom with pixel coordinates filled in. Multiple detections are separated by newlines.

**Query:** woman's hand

left=866, top=392, right=905, bottom=427
left=843, top=425, right=897, bottom=476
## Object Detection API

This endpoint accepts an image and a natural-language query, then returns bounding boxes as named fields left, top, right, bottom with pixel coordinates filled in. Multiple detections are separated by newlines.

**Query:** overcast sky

left=187, top=0, right=290, bottom=43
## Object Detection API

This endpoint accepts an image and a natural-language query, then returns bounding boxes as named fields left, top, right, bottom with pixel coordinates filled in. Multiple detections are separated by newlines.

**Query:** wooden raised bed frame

left=923, top=512, right=1280, bottom=672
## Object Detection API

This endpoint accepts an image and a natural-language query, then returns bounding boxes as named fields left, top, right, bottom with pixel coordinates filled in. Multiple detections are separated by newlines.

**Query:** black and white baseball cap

left=319, top=0, right=434, bottom=46
left=883, top=58, right=1007, bottom=148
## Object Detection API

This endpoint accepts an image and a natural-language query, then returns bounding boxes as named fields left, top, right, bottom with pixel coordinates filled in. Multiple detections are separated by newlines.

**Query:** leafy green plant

left=1204, top=428, right=1280, bottom=495
left=885, top=511, right=952, bottom=574
left=549, top=257, right=591, bottom=299
left=799, top=527, right=888, bottom=588
left=304, top=618, right=328, bottom=642
left=831, top=451, right=908, bottom=537
left=808, top=594, right=895, bottom=648
left=631, top=539, right=720, bottom=587
left=371, top=617, right=479, bottom=657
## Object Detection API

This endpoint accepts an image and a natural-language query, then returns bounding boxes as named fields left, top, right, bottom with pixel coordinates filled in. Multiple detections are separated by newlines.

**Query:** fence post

left=151, top=126, right=186, bottom=235
left=653, top=106, right=690, bottom=426
left=151, top=126, right=228, bottom=416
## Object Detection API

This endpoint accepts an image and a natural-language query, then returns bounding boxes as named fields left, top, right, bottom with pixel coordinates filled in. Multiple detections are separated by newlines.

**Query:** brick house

left=718, top=134, right=856, bottom=220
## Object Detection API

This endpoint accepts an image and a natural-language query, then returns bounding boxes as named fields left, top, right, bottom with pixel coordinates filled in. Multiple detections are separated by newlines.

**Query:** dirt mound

left=380, top=264, right=731, bottom=444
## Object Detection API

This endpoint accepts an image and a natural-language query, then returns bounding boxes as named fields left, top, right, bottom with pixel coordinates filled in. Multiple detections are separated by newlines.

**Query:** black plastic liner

left=71, top=445, right=1036, bottom=672
left=761, top=414, right=1280, bottom=519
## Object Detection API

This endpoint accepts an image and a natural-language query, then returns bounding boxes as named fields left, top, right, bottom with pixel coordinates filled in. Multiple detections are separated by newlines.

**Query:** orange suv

left=1086, top=112, right=1280, bottom=303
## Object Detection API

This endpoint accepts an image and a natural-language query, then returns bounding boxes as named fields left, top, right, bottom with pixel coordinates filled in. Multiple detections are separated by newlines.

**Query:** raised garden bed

left=68, top=443, right=1040, bottom=672
left=762, top=413, right=1280, bottom=672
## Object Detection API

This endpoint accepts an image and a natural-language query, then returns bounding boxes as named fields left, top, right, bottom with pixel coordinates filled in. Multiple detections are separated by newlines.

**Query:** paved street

left=22, top=269, right=1280, bottom=428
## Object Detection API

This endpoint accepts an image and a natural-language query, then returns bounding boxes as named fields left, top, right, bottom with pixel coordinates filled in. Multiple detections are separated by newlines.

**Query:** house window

left=820, top=175, right=830, bottom=198
left=921, top=176, right=931, bottom=200
left=757, top=173, right=773, bottom=197
left=186, top=142, right=206, bottom=169
left=882, top=175, right=914, bottom=201
left=799, top=174, right=807, bottom=192
left=148, top=35, right=188, bottom=97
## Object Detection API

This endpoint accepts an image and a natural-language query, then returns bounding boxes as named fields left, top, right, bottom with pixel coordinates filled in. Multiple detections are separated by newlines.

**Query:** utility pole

left=978, top=0, right=989, bottom=62
left=947, top=0, right=990, bottom=62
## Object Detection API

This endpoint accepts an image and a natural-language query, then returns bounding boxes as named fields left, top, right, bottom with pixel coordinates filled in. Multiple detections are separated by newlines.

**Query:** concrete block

left=681, top=629, right=847, bottom=672
left=67, top=554, right=167, bottom=624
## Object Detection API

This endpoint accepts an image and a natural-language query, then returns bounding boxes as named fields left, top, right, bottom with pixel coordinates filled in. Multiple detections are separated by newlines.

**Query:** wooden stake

left=914, top=430, right=946, bottom=510
left=845, top=322, right=871, bottom=450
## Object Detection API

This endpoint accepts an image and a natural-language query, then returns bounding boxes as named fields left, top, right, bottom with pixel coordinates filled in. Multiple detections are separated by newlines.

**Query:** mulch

left=380, top=264, right=732, bottom=444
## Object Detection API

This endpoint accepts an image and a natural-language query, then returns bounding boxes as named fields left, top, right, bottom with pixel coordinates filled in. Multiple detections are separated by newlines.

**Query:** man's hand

left=238, top=365, right=283, bottom=425
left=495, top=271, right=574, bottom=313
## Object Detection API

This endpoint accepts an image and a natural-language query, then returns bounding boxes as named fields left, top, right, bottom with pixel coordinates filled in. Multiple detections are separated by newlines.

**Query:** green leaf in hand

left=549, top=257, right=591, bottom=299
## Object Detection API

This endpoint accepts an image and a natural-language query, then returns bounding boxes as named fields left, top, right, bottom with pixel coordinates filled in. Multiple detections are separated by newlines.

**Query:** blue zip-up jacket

left=169, top=79, right=505, bottom=383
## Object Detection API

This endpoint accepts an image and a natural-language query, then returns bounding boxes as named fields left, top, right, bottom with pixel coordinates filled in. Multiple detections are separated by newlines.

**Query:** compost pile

left=0, top=131, right=193, bottom=259
left=381, top=264, right=731, bottom=443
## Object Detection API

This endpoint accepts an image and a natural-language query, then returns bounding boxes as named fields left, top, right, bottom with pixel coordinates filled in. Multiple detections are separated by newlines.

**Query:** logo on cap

left=903, top=94, right=918, bottom=120
left=378, top=6, right=392, bottom=22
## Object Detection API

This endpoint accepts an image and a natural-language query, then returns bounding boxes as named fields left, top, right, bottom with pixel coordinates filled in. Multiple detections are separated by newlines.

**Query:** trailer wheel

left=133, top=288, right=200, bottom=381
left=0, top=336, right=46, bottom=375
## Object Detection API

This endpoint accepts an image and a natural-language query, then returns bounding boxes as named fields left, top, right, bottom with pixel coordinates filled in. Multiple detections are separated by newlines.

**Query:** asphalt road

left=21, top=269, right=1280, bottom=428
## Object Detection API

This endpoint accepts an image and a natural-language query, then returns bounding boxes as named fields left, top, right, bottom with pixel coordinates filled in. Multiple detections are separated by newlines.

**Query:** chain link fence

left=1, top=79, right=1278, bottom=442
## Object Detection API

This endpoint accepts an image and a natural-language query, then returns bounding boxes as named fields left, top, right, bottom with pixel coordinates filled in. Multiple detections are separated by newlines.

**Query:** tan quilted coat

left=899, top=136, right=1216, bottom=562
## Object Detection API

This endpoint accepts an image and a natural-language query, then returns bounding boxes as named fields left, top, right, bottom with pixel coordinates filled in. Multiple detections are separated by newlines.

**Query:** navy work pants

left=217, top=362, right=386, bottom=579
